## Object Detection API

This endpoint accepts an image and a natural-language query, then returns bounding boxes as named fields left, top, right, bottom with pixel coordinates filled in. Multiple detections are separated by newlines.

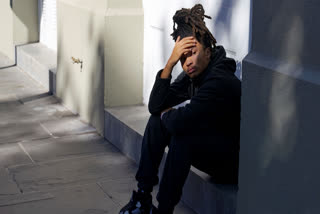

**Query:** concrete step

left=104, top=106, right=238, bottom=214
left=16, top=43, right=57, bottom=94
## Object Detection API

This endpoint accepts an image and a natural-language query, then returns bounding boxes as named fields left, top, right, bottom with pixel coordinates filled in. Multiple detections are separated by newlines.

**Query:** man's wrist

left=166, top=60, right=176, bottom=69
left=161, top=63, right=174, bottom=79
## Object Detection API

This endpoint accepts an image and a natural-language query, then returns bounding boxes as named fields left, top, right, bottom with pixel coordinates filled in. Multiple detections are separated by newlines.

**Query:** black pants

left=135, top=115, right=238, bottom=213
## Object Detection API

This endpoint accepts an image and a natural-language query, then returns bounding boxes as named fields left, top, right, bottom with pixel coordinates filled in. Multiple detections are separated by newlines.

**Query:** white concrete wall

left=56, top=0, right=143, bottom=134
left=12, top=0, right=39, bottom=45
left=142, top=0, right=251, bottom=105
left=0, top=0, right=39, bottom=60
left=38, top=0, right=57, bottom=51
left=0, top=0, right=14, bottom=60
left=104, top=8, right=144, bottom=107
left=56, top=0, right=107, bottom=135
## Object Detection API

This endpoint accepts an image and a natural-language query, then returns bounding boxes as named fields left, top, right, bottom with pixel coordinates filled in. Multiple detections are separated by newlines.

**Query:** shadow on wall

left=213, top=0, right=245, bottom=79
left=87, top=13, right=105, bottom=136
left=260, top=0, right=307, bottom=172
left=240, top=0, right=320, bottom=213
left=253, top=0, right=318, bottom=66
left=214, top=0, right=236, bottom=46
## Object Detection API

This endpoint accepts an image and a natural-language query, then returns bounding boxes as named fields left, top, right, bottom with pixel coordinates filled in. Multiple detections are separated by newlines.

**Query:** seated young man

left=119, top=4, right=241, bottom=214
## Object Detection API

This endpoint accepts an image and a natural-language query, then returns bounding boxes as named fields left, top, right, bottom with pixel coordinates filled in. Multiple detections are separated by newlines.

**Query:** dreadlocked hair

left=171, top=4, right=217, bottom=51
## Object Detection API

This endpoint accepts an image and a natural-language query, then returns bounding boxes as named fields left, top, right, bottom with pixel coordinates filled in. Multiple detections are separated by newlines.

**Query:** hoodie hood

left=191, top=45, right=236, bottom=86
left=211, top=45, right=236, bottom=74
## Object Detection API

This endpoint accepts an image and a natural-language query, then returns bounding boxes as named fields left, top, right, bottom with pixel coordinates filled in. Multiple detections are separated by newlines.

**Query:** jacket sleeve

left=148, top=70, right=190, bottom=115
left=161, top=77, right=226, bottom=135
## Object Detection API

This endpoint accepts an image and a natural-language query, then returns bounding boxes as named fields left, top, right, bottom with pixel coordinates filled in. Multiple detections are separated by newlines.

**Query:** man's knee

left=148, top=114, right=161, bottom=126
left=146, top=114, right=166, bottom=133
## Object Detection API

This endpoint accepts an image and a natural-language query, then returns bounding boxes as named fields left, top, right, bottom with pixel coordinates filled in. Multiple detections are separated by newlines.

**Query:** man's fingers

left=182, top=39, right=196, bottom=44
left=171, top=36, right=196, bottom=64
left=181, top=42, right=196, bottom=50
left=183, top=36, right=194, bottom=40
left=181, top=36, right=195, bottom=43
left=176, top=39, right=195, bottom=49
left=181, top=40, right=197, bottom=48
left=177, top=36, right=194, bottom=44
left=178, top=43, right=195, bottom=55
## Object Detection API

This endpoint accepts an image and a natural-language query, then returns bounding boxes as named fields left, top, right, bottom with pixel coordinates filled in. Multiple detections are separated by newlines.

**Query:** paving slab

left=0, top=122, right=50, bottom=144
left=0, top=105, right=38, bottom=125
left=0, top=101, right=22, bottom=112
left=0, top=167, right=21, bottom=196
left=0, top=67, right=47, bottom=103
left=98, top=178, right=141, bottom=207
left=21, top=96, right=74, bottom=120
left=8, top=153, right=137, bottom=193
left=0, top=103, right=72, bottom=126
left=14, top=87, right=48, bottom=102
left=0, top=191, right=54, bottom=207
left=0, top=94, right=19, bottom=104
left=0, top=143, right=31, bottom=168
left=0, top=183, right=119, bottom=214
left=21, top=133, right=119, bottom=163
left=41, top=117, right=97, bottom=137
left=0, top=97, right=74, bottom=126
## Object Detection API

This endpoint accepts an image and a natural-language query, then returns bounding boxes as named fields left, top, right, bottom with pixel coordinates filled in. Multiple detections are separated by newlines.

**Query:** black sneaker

left=119, top=190, right=153, bottom=214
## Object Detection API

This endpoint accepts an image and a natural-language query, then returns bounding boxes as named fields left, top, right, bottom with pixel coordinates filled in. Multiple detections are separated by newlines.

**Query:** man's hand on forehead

left=178, top=36, right=197, bottom=53
left=168, top=36, right=197, bottom=67
left=161, top=36, right=196, bottom=79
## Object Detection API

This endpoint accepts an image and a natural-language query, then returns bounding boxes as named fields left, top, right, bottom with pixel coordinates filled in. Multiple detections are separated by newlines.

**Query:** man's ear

left=205, top=47, right=211, bottom=59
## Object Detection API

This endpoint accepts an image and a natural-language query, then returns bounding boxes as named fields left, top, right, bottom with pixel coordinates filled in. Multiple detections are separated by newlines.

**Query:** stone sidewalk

left=0, top=55, right=195, bottom=213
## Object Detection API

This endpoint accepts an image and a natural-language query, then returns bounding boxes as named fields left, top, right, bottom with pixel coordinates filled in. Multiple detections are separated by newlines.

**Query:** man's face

left=180, top=39, right=211, bottom=79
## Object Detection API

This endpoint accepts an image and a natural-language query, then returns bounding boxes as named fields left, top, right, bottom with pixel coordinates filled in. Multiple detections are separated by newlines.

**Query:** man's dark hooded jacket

left=148, top=46, right=241, bottom=153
